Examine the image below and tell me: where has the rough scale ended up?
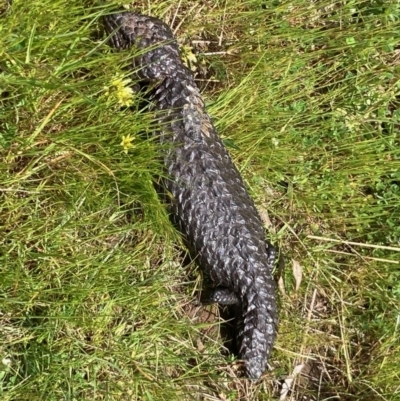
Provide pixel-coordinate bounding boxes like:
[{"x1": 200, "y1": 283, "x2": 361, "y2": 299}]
[{"x1": 104, "y1": 11, "x2": 278, "y2": 379}]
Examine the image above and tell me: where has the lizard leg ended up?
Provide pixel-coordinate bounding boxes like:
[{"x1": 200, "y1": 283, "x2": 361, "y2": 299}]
[{"x1": 208, "y1": 287, "x2": 239, "y2": 305}]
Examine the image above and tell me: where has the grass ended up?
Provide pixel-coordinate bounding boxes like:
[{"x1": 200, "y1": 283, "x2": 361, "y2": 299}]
[{"x1": 1, "y1": 0, "x2": 399, "y2": 400}]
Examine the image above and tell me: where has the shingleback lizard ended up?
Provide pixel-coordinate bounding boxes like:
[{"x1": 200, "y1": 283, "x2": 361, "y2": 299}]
[{"x1": 103, "y1": 11, "x2": 278, "y2": 380}]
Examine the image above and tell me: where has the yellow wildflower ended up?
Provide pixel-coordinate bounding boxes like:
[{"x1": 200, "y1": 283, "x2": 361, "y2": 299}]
[
  {"x1": 120, "y1": 134, "x2": 136, "y2": 154},
  {"x1": 116, "y1": 85, "x2": 134, "y2": 107},
  {"x1": 181, "y1": 45, "x2": 197, "y2": 72},
  {"x1": 106, "y1": 74, "x2": 134, "y2": 107}
]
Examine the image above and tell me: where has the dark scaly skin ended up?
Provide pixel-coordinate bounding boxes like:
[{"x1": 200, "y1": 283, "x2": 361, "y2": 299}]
[{"x1": 104, "y1": 11, "x2": 278, "y2": 380}]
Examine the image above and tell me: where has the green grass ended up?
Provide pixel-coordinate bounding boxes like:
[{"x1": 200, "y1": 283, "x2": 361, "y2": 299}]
[{"x1": 1, "y1": 0, "x2": 400, "y2": 400}]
